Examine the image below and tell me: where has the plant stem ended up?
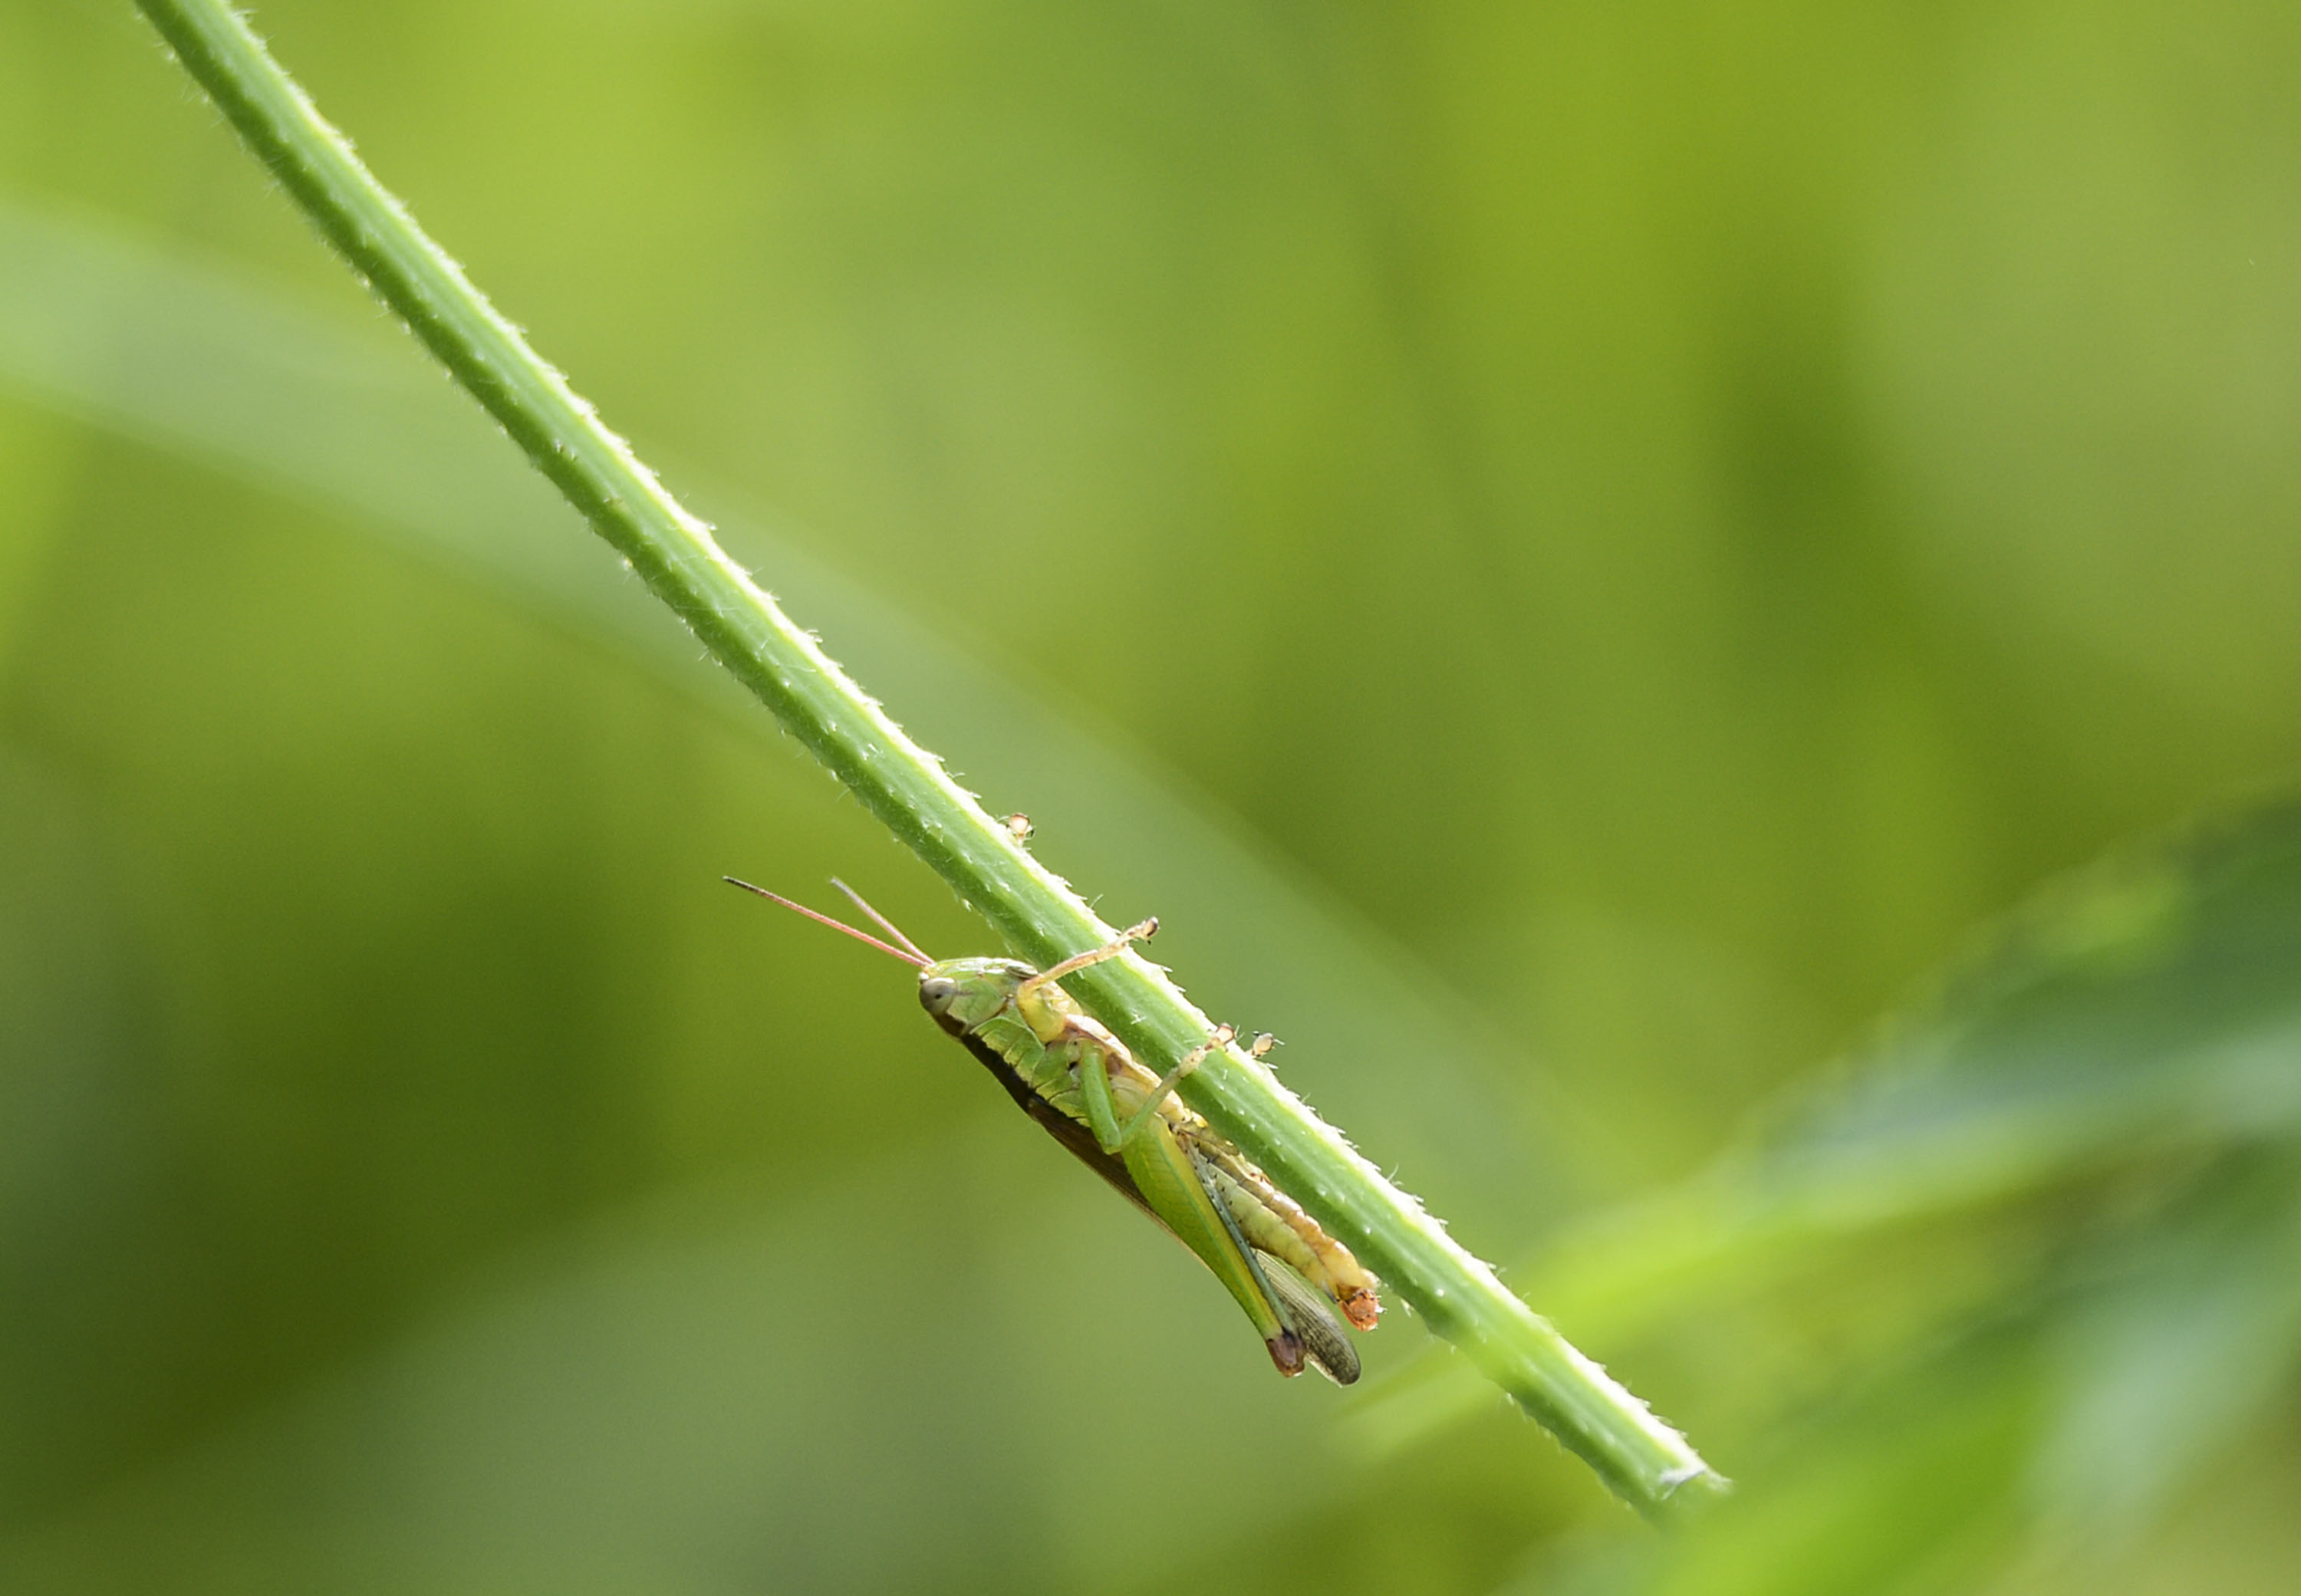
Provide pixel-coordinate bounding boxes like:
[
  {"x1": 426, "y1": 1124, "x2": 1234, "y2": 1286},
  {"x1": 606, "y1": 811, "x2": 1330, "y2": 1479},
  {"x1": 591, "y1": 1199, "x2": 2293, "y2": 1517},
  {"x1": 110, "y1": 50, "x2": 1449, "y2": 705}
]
[{"x1": 132, "y1": 0, "x2": 1725, "y2": 1514}]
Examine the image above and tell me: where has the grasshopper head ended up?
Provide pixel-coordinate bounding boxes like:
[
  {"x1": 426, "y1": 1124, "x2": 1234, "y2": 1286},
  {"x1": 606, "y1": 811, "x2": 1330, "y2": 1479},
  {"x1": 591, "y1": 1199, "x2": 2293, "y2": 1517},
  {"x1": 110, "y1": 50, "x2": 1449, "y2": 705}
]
[{"x1": 918, "y1": 956, "x2": 1032, "y2": 1032}]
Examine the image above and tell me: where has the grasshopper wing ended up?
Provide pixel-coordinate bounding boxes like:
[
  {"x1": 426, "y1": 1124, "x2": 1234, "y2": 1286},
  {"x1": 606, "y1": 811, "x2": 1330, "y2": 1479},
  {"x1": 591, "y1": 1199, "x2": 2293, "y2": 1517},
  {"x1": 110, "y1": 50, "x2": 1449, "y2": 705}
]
[{"x1": 1256, "y1": 1249, "x2": 1361, "y2": 1386}]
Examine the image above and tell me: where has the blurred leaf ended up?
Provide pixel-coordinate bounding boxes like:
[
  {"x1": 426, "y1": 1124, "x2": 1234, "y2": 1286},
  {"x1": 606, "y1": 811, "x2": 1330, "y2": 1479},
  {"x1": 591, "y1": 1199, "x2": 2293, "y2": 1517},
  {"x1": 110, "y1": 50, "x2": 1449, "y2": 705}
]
[
  {"x1": 1522, "y1": 801, "x2": 2301, "y2": 1344},
  {"x1": 1373, "y1": 799, "x2": 2301, "y2": 1590},
  {"x1": 2033, "y1": 1149, "x2": 2301, "y2": 1531}
]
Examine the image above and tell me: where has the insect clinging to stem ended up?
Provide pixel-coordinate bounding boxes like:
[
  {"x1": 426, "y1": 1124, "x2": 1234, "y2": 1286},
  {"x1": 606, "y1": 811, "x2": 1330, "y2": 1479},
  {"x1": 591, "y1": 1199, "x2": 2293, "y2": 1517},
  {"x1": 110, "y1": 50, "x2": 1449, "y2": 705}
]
[{"x1": 724, "y1": 875, "x2": 1381, "y2": 1382}]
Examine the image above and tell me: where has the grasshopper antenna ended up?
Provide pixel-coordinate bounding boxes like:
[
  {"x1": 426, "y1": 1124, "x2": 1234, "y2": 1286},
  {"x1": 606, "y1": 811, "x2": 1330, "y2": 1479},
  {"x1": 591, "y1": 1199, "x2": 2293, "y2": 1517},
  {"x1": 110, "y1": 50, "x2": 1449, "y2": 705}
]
[
  {"x1": 723, "y1": 877, "x2": 930, "y2": 968},
  {"x1": 828, "y1": 877, "x2": 933, "y2": 964}
]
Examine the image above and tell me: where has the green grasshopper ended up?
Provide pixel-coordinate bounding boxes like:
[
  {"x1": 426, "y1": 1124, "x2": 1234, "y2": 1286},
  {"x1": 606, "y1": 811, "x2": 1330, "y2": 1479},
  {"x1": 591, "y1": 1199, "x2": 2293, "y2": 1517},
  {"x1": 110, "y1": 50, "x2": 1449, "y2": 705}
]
[{"x1": 727, "y1": 877, "x2": 1380, "y2": 1382}]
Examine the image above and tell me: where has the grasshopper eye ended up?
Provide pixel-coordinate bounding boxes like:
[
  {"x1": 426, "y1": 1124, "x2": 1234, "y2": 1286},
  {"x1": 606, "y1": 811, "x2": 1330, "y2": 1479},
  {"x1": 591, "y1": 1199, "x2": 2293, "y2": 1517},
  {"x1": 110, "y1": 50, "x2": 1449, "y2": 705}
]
[{"x1": 918, "y1": 975, "x2": 959, "y2": 1014}]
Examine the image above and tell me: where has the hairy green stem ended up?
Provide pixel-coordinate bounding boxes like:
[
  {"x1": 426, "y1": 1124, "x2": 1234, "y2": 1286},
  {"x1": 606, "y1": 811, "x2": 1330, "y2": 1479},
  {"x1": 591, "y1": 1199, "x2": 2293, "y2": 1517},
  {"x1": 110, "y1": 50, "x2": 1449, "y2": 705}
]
[{"x1": 132, "y1": 0, "x2": 1724, "y2": 1513}]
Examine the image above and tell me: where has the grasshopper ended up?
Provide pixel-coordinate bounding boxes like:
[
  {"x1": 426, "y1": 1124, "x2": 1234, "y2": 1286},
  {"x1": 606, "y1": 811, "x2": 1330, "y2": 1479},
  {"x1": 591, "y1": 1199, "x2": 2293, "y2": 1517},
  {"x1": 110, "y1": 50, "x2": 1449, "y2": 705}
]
[{"x1": 727, "y1": 877, "x2": 1380, "y2": 1382}]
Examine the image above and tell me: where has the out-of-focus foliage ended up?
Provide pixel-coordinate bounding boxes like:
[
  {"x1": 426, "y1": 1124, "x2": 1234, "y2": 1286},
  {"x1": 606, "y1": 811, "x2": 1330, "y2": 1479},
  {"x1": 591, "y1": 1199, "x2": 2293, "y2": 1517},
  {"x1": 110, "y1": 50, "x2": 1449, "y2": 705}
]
[
  {"x1": 1374, "y1": 804, "x2": 2301, "y2": 1593},
  {"x1": 0, "y1": 0, "x2": 2297, "y2": 1591}
]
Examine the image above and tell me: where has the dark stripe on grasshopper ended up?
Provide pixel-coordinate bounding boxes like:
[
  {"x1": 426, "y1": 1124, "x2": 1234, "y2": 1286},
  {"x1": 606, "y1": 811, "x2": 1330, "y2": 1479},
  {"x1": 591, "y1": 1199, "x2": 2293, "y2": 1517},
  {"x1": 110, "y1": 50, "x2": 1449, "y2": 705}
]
[{"x1": 933, "y1": 1009, "x2": 1317, "y2": 1380}]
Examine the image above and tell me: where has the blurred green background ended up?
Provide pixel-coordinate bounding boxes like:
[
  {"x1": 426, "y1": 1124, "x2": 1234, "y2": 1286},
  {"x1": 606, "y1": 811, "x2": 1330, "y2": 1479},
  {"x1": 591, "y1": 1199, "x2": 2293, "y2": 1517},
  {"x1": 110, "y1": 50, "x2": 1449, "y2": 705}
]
[{"x1": 2, "y1": 0, "x2": 2299, "y2": 1590}]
